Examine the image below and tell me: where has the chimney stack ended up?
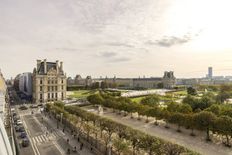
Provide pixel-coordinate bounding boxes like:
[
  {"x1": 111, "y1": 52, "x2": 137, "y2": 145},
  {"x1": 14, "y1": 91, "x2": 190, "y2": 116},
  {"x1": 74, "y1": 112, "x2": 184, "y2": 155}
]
[
  {"x1": 37, "y1": 60, "x2": 41, "y2": 71},
  {"x1": 44, "y1": 59, "x2": 47, "y2": 73},
  {"x1": 56, "y1": 60, "x2": 59, "y2": 73},
  {"x1": 60, "y1": 61, "x2": 63, "y2": 71}
]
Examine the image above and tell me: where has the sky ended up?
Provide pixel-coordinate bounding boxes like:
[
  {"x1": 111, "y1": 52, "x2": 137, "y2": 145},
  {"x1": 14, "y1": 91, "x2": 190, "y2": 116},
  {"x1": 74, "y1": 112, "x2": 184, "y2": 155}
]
[{"x1": 1, "y1": 0, "x2": 232, "y2": 79}]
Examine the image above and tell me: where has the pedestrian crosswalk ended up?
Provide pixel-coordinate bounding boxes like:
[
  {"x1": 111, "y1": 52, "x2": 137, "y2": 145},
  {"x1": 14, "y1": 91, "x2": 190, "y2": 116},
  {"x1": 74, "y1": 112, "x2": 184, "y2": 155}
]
[{"x1": 32, "y1": 131, "x2": 60, "y2": 144}]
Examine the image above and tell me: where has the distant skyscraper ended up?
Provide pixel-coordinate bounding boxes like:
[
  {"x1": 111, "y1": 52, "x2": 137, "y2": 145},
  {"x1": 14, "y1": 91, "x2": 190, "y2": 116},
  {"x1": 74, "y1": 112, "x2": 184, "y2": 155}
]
[{"x1": 208, "y1": 67, "x2": 213, "y2": 79}]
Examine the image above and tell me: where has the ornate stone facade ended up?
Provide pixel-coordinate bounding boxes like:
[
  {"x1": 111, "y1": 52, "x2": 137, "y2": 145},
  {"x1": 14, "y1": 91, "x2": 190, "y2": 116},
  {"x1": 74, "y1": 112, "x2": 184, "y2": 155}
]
[{"x1": 32, "y1": 59, "x2": 66, "y2": 103}]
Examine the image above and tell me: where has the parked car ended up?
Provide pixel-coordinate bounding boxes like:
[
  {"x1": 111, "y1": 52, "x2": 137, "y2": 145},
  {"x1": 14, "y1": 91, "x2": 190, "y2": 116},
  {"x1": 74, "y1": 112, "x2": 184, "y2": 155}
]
[
  {"x1": 20, "y1": 132, "x2": 27, "y2": 138},
  {"x1": 13, "y1": 116, "x2": 20, "y2": 123},
  {"x1": 19, "y1": 105, "x2": 28, "y2": 110},
  {"x1": 22, "y1": 138, "x2": 29, "y2": 147},
  {"x1": 16, "y1": 120, "x2": 23, "y2": 126},
  {"x1": 38, "y1": 103, "x2": 43, "y2": 107},
  {"x1": 15, "y1": 126, "x2": 20, "y2": 132},
  {"x1": 18, "y1": 126, "x2": 25, "y2": 132},
  {"x1": 30, "y1": 105, "x2": 38, "y2": 108},
  {"x1": 12, "y1": 112, "x2": 17, "y2": 117}
]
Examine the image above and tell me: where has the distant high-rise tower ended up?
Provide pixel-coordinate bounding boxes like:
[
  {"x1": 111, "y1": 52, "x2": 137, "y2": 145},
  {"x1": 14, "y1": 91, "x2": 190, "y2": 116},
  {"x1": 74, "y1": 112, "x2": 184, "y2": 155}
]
[{"x1": 208, "y1": 67, "x2": 213, "y2": 79}]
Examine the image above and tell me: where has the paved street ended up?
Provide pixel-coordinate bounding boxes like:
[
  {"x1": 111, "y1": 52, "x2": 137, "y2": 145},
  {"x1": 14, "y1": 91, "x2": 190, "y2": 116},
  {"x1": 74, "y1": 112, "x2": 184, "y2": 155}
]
[
  {"x1": 15, "y1": 105, "x2": 94, "y2": 155},
  {"x1": 84, "y1": 106, "x2": 232, "y2": 155}
]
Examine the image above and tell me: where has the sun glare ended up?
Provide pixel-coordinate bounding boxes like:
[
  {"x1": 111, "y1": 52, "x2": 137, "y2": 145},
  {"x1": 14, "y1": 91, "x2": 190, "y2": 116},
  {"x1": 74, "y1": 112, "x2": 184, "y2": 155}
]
[{"x1": 165, "y1": 0, "x2": 232, "y2": 52}]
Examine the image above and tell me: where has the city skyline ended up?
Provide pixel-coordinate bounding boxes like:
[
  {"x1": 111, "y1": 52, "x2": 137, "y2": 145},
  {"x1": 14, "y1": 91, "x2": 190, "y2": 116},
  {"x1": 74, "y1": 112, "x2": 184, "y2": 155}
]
[{"x1": 1, "y1": 0, "x2": 232, "y2": 79}]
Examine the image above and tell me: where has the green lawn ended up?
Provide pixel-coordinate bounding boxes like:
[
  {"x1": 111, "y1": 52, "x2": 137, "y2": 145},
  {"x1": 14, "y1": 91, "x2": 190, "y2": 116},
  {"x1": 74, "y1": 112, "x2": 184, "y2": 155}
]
[
  {"x1": 130, "y1": 93, "x2": 182, "y2": 103},
  {"x1": 170, "y1": 90, "x2": 187, "y2": 96},
  {"x1": 67, "y1": 90, "x2": 98, "y2": 99},
  {"x1": 131, "y1": 96, "x2": 145, "y2": 103}
]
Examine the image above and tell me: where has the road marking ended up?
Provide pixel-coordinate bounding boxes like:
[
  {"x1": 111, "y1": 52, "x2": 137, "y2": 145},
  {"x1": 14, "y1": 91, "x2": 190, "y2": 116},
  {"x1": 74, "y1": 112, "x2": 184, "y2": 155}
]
[
  {"x1": 52, "y1": 133, "x2": 56, "y2": 138},
  {"x1": 37, "y1": 136, "x2": 42, "y2": 143},
  {"x1": 40, "y1": 135, "x2": 45, "y2": 142},
  {"x1": 32, "y1": 137, "x2": 36, "y2": 144},
  {"x1": 53, "y1": 141, "x2": 65, "y2": 155},
  {"x1": 34, "y1": 137, "x2": 39, "y2": 143},
  {"x1": 43, "y1": 135, "x2": 48, "y2": 141},
  {"x1": 21, "y1": 115, "x2": 40, "y2": 155}
]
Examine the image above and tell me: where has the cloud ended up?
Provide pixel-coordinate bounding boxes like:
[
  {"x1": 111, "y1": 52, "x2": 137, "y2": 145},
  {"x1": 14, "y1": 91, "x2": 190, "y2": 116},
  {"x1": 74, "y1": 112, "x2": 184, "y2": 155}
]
[
  {"x1": 55, "y1": 48, "x2": 79, "y2": 52},
  {"x1": 146, "y1": 34, "x2": 192, "y2": 47},
  {"x1": 99, "y1": 51, "x2": 118, "y2": 58},
  {"x1": 105, "y1": 42, "x2": 134, "y2": 48},
  {"x1": 110, "y1": 57, "x2": 131, "y2": 62},
  {"x1": 97, "y1": 51, "x2": 130, "y2": 62}
]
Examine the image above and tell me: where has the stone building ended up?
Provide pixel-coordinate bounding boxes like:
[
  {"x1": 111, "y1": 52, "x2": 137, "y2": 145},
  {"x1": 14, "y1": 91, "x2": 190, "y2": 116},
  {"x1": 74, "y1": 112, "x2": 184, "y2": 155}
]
[
  {"x1": 32, "y1": 59, "x2": 66, "y2": 103},
  {"x1": 93, "y1": 71, "x2": 176, "y2": 89},
  {"x1": 162, "y1": 71, "x2": 176, "y2": 89},
  {"x1": 67, "y1": 75, "x2": 93, "y2": 87}
]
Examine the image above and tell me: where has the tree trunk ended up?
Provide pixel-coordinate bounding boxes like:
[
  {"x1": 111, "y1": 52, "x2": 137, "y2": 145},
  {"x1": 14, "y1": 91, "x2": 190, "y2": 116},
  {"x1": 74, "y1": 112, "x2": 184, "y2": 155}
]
[
  {"x1": 130, "y1": 113, "x2": 133, "y2": 119},
  {"x1": 190, "y1": 128, "x2": 195, "y2": 136},
  {"x1": 95, "y1": 133, "x2": 98, "y2": 148},
  {"x1": 177, "y1": 125, "x2": 181, "y2": 132},
  {"x1": 206, "y1": 128, "x2": 210, "y2": 141},
  {"x1": 154, "y1": 118, "x2": 158, "y2": 126},
  {"x1": 149, "y1": 148, "x2": 152, "y2": 155},
  {"x1": 226, "y1": 135, "x2": 230, "y2": 147},
  {"x1": 132, "y1": 146, "x2": 136, "y2": 155},
  {"x1": 165, "y1": 122, "x2": 169, "y2": 129},
  {"x1": 146, "y1": 116, "x2": 149, "y2": 123},
  {"x1": 137, "y1": 114, "x2": 141, "y2": 120}
]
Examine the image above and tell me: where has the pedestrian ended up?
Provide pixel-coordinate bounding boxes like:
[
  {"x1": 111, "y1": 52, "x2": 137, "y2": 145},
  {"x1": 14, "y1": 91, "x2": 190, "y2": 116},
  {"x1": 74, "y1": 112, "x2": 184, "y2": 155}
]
[
  {"x1": 73, "y1": 146, "x2": 77, "y2": 152},
  {"x1": 77, "y1": 137, "x2": 79, "y2": 142},
  {"x1": 67, "y1": 148, "x2": 70, "y2": 154},
  {"x1": 63, "y1": 128, "x2": 65, "y2": 132},
  {"x1": 80, "y1": 143, "x2": 83, "y2": 150},
  {"x1": 71, "y1": 130, "x2": 73, "y2": 135},
  {"x1": 67, "y1": 138, "x2": 69, "y2": 144}
]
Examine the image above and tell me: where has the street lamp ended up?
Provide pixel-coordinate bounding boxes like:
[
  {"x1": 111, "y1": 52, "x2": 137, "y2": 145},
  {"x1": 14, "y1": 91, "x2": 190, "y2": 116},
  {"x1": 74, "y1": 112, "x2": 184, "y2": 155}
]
[
  {"x1": 108, "y1": 140, "x2": 112, "y2": 155},
  {"x1": 60, "y1": 113, "x2": 63, "y2": 124},
  {"x1": 56, "y1": 114, "x2": 59, "y2": 129}
]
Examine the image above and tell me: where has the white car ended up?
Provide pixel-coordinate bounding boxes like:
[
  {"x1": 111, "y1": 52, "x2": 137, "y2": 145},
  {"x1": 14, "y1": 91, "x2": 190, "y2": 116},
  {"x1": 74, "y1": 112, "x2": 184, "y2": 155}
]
[{"x1": 16, "y1": 120, "x2": 23, "y2": 125}]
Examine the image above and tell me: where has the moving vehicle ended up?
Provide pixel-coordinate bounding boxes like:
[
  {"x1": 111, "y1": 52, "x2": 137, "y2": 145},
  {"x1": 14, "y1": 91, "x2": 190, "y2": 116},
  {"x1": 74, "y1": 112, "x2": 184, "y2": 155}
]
[
  {"x1": 16, "y1": 120, "x2": 23, "y2": 126},
  {"x1": 30, "y1": 105, "x2": 38, "y2": 108},
  {"x1": 19, "y1": 105, "x2": 28, "y2": 110},
  {"x1": 22, "y1": 138, "x2": 29, "y2": 147},
  {"x1": 20, "y1": 132, "x2": 27, "y2": 138}
]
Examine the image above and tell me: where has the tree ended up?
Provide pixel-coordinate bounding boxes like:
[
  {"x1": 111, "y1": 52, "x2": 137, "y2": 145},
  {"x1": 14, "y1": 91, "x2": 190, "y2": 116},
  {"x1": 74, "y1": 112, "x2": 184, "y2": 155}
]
[
  {"x1": 184, "y1": 114, "x2": 196, "y2": 136},
  {"x1": 187, "y1": 87, "x2": 197, "y2": 95},
  {"x1": 161, "y1": 143, "x2": 185, "y2": 155},
  {"x1": 140, "y1": 135, "x2": 162, "y2": 155},
  {"x1": 87, "y1": 94, "x2": 104, "y2": 105},
  {"x1": 146, "y1": 107, "x2": 161, "y2": 125},
  {"x1": 113, "y1": 137, "x2": 129, "y2": 155},
  {"x1": 140, "y1": 95, "x2": 160, "y2": 107},
  {"x1": 216, "y1": 85, "x2": 232, "y2": 103},
  {"x1": 166, "y1": 102, "x2": 180, "y2": 113},
  {"x1": 215, "y1": 116, "x2": 232, "y2": 147},
  {"x1": 194, "y1": 111, "x2": 216, "y2": 141},
  {"x1": 205, "y1": 104, "x2": 221, "y2": 116},
  {"x1": 157, "y1": 82, "x2": 164, "y2": 89},
  {"x1": 198, "y1": 94, "x2": 215, "y2": 110},
  {"x1": 162, "y1": 109, "x2": 171, "y2": 128},
  {"x1": 169, "y1": 113, "x2": 185, "y2": 132},
  {"x1": 182, "y1": 95, "x2": 199, "y2": 111},
  {"x1": 127, "y1": 129, "x2": 143, "y2": 155},
  {"x1": 178, "y1": 104, "x2": 192, "y2": 114}
]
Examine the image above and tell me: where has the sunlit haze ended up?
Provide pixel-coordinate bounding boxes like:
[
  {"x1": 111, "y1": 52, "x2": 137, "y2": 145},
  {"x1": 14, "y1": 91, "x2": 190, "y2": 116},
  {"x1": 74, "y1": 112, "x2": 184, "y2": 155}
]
[{"x1": 1, "y1": 0, "x2": 232, "y2": 79}]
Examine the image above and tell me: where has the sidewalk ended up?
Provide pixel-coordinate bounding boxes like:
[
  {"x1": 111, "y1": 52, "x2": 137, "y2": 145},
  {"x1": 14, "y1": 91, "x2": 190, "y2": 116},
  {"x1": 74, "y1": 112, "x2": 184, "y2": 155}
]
[
  {"x1": 83, "y1": 106, "x2": 232, "y2": 155},
  {"x1": 42, "y1": 113, "x2": 94, "y2": 155}
]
